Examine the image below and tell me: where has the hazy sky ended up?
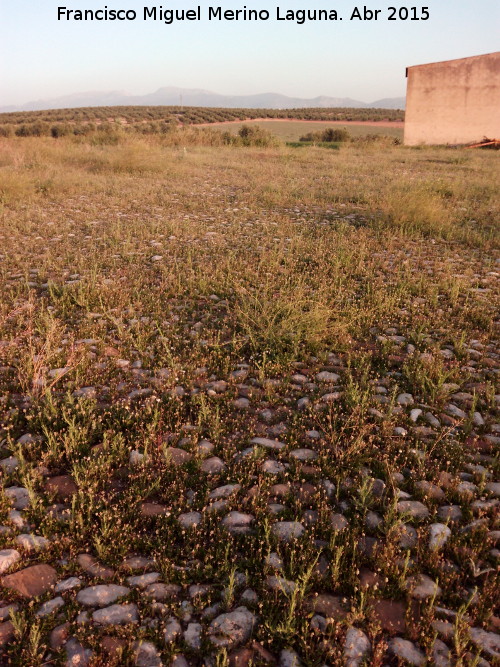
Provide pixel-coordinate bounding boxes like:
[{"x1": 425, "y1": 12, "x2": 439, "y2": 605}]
[{"x1": 1, "y1": 0, "x2": 499, "y2": 106}]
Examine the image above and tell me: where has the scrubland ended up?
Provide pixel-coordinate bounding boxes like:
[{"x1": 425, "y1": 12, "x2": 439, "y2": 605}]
[
  {"x1": 192, "y1": 122, "x2": 403, "y2": 143},
  {"x1": 0, "y1": 129, "x2": 498, "y2": 666},
  {"x1": 0, "y1": 106, "x2": 404, "y2": 139}
]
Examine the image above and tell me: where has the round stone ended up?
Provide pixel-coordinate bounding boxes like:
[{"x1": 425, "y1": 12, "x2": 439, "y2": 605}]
[
  {"x1": 262, "y1": 460, "x2": 286, "y2": 474},
  {"x1": 201, "y1": 457, "x2": 226, "y2": 474},
  {"x1": 209, "y1": 607, "x2": 256, "y2": 649},
  {"x1": 178, "y1": 512, "x2": 202, "y2": 529},
  {"x1": 272, "y1": 521, "x2": 305, "y2": 542},
  {"x1": 290, "y1": 448, "x2": 318, "y2": 461},
  {"x1": 344, "y1": 627, "x2": 371, "y2": 666},
  {"x1": 0, "y1": 550, "x2": 21, "y2": 575},
  {"x1": 389, "y1": 638, "x2": 425, "y2": 666},
  {"x1": 429, "y1": 524, "x2": 452, "y2": 551},
  {"x1": 405, "y1": 574, "x2": 442, "y2": 600},
  {"x1": 92, "y1": 603, "x2": 138, "y2": 625},
  {"x1": 396, "y1": 501, "x2": 429, "y2": 520},
  {"x1": 77, "y1": 585, "x2": 130, "y2": 607}
]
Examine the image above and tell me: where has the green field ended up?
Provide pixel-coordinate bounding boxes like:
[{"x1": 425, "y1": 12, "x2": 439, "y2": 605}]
[{"x1": 202, "y1": 119, "x2": 404, "y2": 142}]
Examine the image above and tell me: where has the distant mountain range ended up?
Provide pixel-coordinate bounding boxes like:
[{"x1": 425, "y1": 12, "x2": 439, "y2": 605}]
[{"x1": 0, "y1": 87, "x2": 405, "y2": 112}]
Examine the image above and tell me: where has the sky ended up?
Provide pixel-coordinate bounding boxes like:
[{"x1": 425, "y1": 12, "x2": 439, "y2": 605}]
[{"x1": 1, "y1": 0, "x2": 499, "y2": 107}]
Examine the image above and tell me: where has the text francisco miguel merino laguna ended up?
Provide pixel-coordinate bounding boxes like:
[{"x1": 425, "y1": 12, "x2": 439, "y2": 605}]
[{"x1": 57, "y1": 5, "x2": 419, "y2": 24}]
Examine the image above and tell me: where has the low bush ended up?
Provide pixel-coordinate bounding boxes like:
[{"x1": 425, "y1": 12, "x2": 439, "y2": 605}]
[
  {"x1": 236, "y1": 124, "x2": 280, "y2": 147},
  {"x1": 300, "y1": 127, "x2": 351, "y2": 143},
  {"x1": 50, "y1": 124, "x2": 71, "y2": 138},
  {"x1": 15, "y1": 122, "x2": 50, "y2": 137}
]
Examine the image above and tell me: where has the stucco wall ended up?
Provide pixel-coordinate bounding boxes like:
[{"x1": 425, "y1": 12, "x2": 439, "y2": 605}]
[{"x1": 404, "y1": 52, "x2": 500, "y2": 146}]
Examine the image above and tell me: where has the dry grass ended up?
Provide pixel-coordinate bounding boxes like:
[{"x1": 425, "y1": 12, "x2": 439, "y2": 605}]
[
  {"x1": 0, "y1": 133, "x2": 498, "y2": 665},
  {"x1": 195, "y1": 120, "x2": 404, "y2": 142}
]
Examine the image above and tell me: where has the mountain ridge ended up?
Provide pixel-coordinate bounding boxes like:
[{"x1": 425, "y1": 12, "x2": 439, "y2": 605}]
[{"x1": 0, "y1": 87, "x2": 406, "y2": 112}]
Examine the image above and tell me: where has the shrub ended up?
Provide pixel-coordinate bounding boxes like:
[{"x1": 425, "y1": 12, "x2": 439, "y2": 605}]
[
  {"x1": 51, "y1": 124, "x2": 70, "y2": 138},
  {"x1": 89, "y1": 130, "x2": 122, "y2": 146},
  {"x1": 15, "y1": 122, "x2": 50, "y2": 137},
  {"x1": 300, "y1": 127, "x2": 351, "y2": 143},
  {"x1": 352, "y1": 133, "x2": 400, "y2": 147},
  {"x1": 322, "y1": 128, "x2": 351, "y2": 142},
  {"x1": 71, "y1": 124, "x2": 94, "y2": 136},
  {"x1": 237, "y1": 125, "x2": 279, "y2": 147}
]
